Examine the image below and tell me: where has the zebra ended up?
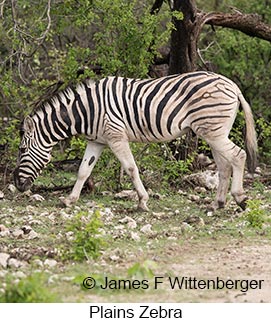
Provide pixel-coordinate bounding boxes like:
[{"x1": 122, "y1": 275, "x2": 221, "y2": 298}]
[{"x1": 14, "y1": 71, "x2": 257, "y2": 211}]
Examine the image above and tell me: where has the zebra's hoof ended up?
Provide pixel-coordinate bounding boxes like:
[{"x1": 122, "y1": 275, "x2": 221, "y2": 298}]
[
  {"x1": 59, "y1": 196, "x2": 76, "y2": 207},
  {"x1": 238, "y1": 197, "x2": 248, "y2": 210},
  {"x1": 137, "y1": 203, "x2": 149, "y2": 212}
]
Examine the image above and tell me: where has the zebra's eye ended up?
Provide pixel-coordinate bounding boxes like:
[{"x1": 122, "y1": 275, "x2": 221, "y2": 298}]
[{"x1": 20, "y1": 141, "x2": 28, "y2": 154}]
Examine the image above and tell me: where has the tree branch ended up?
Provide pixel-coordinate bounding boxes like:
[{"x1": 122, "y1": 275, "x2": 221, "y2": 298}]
[{"x1": 203, "y1": 12, "x2": 271, "y2": 42}]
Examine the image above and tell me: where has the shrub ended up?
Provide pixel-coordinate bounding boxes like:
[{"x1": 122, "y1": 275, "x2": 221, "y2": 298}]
[
  {"x1": 0, "y1": 272, "x2": 57, "y2": 303},
  {"x1": 244, "y1": 199, "x2": 266, "y2": 229},
  {"x1": 63, "y1": 210, "x2": 107, "y2": 261}
]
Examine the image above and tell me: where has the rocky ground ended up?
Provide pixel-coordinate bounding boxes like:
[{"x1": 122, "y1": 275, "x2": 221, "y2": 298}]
[{"x1": 0, "y1": 170, "x2": 270, "y2": 303}]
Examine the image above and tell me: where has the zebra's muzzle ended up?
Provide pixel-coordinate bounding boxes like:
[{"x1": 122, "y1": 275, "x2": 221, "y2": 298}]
[{"x1": 13, "y1": 168, "x2": 33, "y2": 192}]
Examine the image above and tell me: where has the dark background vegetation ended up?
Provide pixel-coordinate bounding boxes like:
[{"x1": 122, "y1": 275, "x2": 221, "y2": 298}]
[{"x1": 0, "y1": 0, "x2": 270, "y2": 191}]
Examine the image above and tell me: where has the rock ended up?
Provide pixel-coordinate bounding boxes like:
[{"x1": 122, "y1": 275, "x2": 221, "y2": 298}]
[
  {"x1": 109, "y1": 255, "x2": 120, "y2": 261},
  {"x1": 32, "y1": 259, "x2": 44, "y2": 267},
  {"x1": 195, "y1": 186, "x2": 207, "y2": 194},
  {"x1": 0, "y1": 224, "x2": 10, "y2": 237},
  {"x1": 184, "y1": 170, "x2": 219, "y2": 190},
  {"x1": 177, "y1": 189, "x2": 188, "y2": 196},
  {"x1": 26, "y1": 205, "x2": 35, "y2": 212},
  {"x1": 12, "y1": 229, "x2": 24, "y2": 239},
  {"x1": 115, "y1": 190, "x2": 137, "y2": 201},
  {"x1": 0, "y1": 253, "x2": 10, "y2": 268},
  {"x1": 180, "y1": 222, "x2": 193, "y2": 233},
  {"x1": 0, "y1": 191, "x2": 4, "y2": 199},
  {"x1": 189, "y1": 194, "x2": 201, "y2": 202},
  {"x1": 8, "y1": 258, "x2": 26, "y2": 269},
  {"x1": 65, "y1": 231, "x2": 74, "y2": 241},
  {"x1": 44, "y1": 259, "x2": 58, "y2": 268},
  {"x1": 255, "y1": 166, "x2": 262, "y2": 175},
  {"x1": 30, "y1": 194, "x2": 45, "y2": 202},
  {"x1": 140, "y1": 224, "x2": 153, "y2": 234},
  {"x1": 119, "y1": 216, "x2": 137, "y2": 229},
  {"x1": 13, "y1": 271, "x2": 26, "y2": 279},
  {"x1": 8, "y1": 184, "x2": 17, "y2": 193},
  {"x1": 0, "y1": 270, "x2": 8, "y2": 278},
  {"x1": 21, "y1": 225, "x2": 32, "y2": 234},
  {"x1": 130, "y1": 232, "x2": 140, "y2": 241},
  {"x1": 207, "y1": 211, "x2": 214, "y2": 217},
  {"x1": 27, "y1": 230, "x2": 39, "y2": 240},
  {"x1": 100, "y1": 207, "x2": 114, "y2": 222},
  {"x1": 184, "y1": 215, "x2": 205, "y2": 227}
]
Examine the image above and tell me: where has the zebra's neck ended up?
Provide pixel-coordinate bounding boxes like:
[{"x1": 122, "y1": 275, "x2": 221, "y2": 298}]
[{"x1": 32, "y1": 82, "x2": 95, "y2": 146}]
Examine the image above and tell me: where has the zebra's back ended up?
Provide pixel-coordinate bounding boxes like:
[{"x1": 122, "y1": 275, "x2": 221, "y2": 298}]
[{"x1": 93, "y1": 71, "x2": 240, "y2": 144}]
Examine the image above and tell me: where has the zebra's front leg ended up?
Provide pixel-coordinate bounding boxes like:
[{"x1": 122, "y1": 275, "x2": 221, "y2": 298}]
[
  {"x1": 109, "y1": 140, "x2": 149, "y2": 211},
  {"x1": 61, "y1": 141, "x2": 104, "y2": 207}
]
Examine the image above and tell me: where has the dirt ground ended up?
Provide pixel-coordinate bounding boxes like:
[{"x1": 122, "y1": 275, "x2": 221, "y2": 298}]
[{"x1": 160, "y1": 238, "x2": 271, "y2": 303}]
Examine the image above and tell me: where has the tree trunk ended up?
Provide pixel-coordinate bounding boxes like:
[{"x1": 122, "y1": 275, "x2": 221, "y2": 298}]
[
  {"x1": 168, "y1": 0, "x2": 199, "y2": 74},
  {"x1": 165, "y1": 0, "x2": 271, "y2": 75}
]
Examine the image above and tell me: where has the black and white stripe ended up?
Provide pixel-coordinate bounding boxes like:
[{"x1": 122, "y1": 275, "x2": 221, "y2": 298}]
[{"x1": 14, "y1": 71, "x2": 257, "y2": 211}]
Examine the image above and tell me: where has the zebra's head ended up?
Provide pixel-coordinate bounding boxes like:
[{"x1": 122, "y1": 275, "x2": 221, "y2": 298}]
[{"x1": 14, "y1": 116, "x2": 53, "y2": 192}]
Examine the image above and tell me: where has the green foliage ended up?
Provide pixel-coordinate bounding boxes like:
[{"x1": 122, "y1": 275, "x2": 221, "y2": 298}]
[
  {"x1": 244, "y1": 199, "x2": 266, "y2": 229},
  {"x1": 199, "y1": 0, "x2": 271, "y2": 164},
  {"x1": 1, "y1": 0, "x2": 270, "y2": 187},
  {"x1": 63, "y1": 210, "x2": 106, "y2": 261},
  {"x1": 66, "y1": 136, "x2": 87, "y2": 159},
  {"x1": 0, "y1": 118, "x2": 21, "y2": 157},
  {"x1": 92, "y1": 0, "x2": 172, "y2": 77},
  {"x1": 256, "y1": 117, "x2": 271, "y2": 161},
  {"x1": 127, "y1": 260, "x2": 157, "y2": 280},
  {"x1": 0, "y1": 272, "x2": 57, "y2": 303}
]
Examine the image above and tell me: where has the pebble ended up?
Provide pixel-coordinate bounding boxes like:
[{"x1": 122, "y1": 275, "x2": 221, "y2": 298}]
[
  {"x1": 130, "y1": 232, "x2": 140, "y2": 241},
  {"x1": 12, "y1": 229, "x2": 24, "y2": 239},
  {"x1": 44, "y1": 259, "x2": 58, "y2": 268},
  {"x1": 189, "y1": 194, "x2": 201, "y2": 202},
  {"x1": 8, "y1": 184, "x2": 17, "y2": 193},
  {"x1": 32, "y1": 259, "x2": 44, "y2": 267},
  {"x1": 0, "y1": 270, "x2": 8, "y2": 278},
  {"x1": 8, "y1": 258, "x2": 26, "y2": 269},
  {"x1": 195, "y1": 186, "x2": 207, "y2": 194},
  {"x1": 115, "y1": 190, "x2": 137, "y2": 200},
  {"x1": 13, "y1": 271, "x2": 26, "y2": 279},
  {"x1": 27, "y1": 230, "x2": 39, "y2": 240},
  {"x1": 0, "y1": 224, "x2": 10, "y2": 237},
  {"x1": 140, "y1": 224, "x2": 153, "y2": 234},
  {"x1": 30, "y1": 194, "x2": 45, "y2": 202},
  {"x1": 180, "y1": 222, "x2": 193, "y2": 233},
  {"x1": 21, "y1": 225, "x2": 32, "y2": 234},
  {"x1": 0, "y1": 253, "x2": 10, "y2": 268},
  {"x1": 119, "y1": 216, "x2": 137, "y2": 229}
]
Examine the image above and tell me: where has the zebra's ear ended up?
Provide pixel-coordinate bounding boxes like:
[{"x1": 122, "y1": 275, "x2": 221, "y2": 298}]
[{"x1": 23, "y1": 116, "x2": 35, "y2": 135}]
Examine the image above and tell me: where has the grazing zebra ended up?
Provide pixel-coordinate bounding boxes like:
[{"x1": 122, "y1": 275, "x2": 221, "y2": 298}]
[{"x1": 14, "y1": 71, "x2": 257, "y2": 211}]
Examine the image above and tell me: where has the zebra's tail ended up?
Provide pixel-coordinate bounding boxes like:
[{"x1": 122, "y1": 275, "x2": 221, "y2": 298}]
[{"x1": 238, "y1": 92, "x2": 258, "y2": 174}]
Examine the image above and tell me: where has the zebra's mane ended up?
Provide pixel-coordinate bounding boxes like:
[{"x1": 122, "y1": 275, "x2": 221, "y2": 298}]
[{"x1": 30, "y1": 78, "x2": 96, "y2": 116}]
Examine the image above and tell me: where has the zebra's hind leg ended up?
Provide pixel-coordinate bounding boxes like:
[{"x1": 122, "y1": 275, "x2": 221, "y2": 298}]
[
  {"x1": 207, "y1": 137, "x2": 248, "y2": 210},
  {"x1": 108, "y1": 140, "x2": 149, "y2": 211},
  {"x1": 61, "y1": 141, "x2": 104, "y2": 207},
  {"x1": 208, "y1": 150, "x2": 232, "y2": 211}
]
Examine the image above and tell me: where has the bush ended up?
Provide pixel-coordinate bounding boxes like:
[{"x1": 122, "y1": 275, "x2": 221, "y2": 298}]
[
  {"x1": 0, "y1": 272, "x2": 57, "y2": 303},
  {"x1": 244, "y1": 199, "x2": 266, "y2": 229},
  {"x1": 63, "y1": 210, "x2": 107, "y2": 261}
]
